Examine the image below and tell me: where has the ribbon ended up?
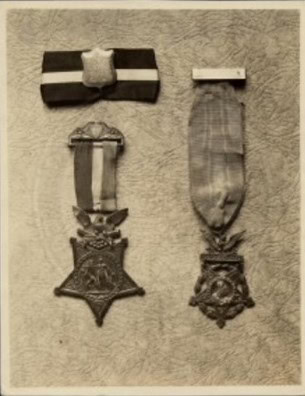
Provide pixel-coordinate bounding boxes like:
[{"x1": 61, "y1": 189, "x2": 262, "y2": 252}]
[
  {"x1": 41, "y1": 48, "x2": 160, "y2": 106},
  {"x1": 188, "y1": 82, "x2": 245, "y2": 233},
  {"x1": 74, "y1": 140, "x2": 118, "y2": 213},
  {"x1": 74, "y1": 141, "x2": 93, "y2": 211}
]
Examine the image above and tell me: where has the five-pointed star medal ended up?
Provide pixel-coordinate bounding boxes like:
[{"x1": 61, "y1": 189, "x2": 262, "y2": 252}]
[{"x1": 55, "y1": 237, "x2": 144, "y2": 326}]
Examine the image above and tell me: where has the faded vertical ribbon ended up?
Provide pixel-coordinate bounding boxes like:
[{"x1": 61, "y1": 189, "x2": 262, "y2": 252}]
[
  {"x1": 189, "y1": 82, "x2": 245, "y2": 233},
  {"x1": 74, "y1": 141, "x2": 118, "y2": 213},
  {"x1": 100, "y1": 141, "x2": 118, "y2": 213},
  {"x1": 74, "y1": 141, "x2": 93, "y2": 211}
]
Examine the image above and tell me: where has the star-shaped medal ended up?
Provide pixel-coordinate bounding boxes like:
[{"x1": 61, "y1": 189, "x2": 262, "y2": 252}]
[
  {"x1": 54, "y1": 209, "x2": 145, "y2": 326},
  {"x1": 81, "y1": 48, "x2": 117, "y2": 89}
]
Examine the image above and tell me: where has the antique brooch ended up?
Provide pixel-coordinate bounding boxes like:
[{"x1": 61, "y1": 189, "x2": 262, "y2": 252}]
[{"x1": 54, "y1": 122, "x2": 145, "y2": 326}]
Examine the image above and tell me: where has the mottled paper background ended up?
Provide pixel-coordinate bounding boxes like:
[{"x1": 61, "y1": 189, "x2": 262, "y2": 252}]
[{"x1": 7, "y1": 9, "x2": 300, "y2": 387}]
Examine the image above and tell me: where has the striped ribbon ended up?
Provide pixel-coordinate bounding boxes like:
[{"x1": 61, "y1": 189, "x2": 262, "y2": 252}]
[
  {"x1": 41, "y1": 49, "x2": 160, "y2": 106},
  {"x1": 188, "y1": 83, "x2": 245, "y2": 232},
  {"x1": 74, "y1": 141, "x2": 118, "y2": 213}
]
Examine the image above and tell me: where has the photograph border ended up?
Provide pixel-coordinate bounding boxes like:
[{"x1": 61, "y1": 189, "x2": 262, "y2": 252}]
[{"x1": 0, "y1": 1, "x2": 304, "y2": 395}]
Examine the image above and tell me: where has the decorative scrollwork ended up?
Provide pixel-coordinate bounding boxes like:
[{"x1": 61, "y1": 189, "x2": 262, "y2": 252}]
[{"x1": 68, "y1": 121, "x2": 124, "y2": 149}]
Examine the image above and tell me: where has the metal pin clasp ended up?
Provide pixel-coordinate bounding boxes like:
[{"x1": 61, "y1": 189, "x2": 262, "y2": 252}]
[
  {"x1": 68, "y1": 121, "x2": 124, "y2": 151},
  {"x1": 192, "y1": 68, "x2": 246, "y2": 81}
]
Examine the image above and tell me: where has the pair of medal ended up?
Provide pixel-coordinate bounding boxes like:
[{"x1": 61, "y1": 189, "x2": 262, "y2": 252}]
[{"x1": 42, "y1": 48, "x2": 254, "y2": 328}]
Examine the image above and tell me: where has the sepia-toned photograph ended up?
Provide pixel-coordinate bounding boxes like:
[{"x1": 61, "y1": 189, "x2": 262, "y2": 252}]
[{"x1": 0, "y1": 1, "x2": 303, "y2": 395}]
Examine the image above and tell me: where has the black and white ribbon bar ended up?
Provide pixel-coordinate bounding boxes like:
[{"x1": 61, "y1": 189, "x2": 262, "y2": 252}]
[{"x1": 41, "y1": 48, "x2": 160, "y2": 106}]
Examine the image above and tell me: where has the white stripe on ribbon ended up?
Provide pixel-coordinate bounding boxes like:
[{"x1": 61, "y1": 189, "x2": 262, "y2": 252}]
[
  {"x1": 92, "y1": 147, "x2": 104, "y2": 211},
  {"x1": 42, "y1": 69, "x2": 159, "y2": 84}
]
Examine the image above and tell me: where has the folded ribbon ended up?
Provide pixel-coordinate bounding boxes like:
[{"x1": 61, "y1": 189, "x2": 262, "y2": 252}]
[
  {"x1": 41, "y1": 48, "x2": 160, "y2": 106},
  {"x1": 189, "y1": 82, "x2": 245, "y2": 232}
]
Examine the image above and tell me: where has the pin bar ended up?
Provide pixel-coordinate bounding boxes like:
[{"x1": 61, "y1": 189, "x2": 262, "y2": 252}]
[
  {"x1": 67, "y1": 122, "x2": 125, "y2": 151},
  {"x1": 192, "y1": 68, "x2": 246, "y2": 81},
  {"x1": 68, "y1": 137, "x2": 124, "y2": 150}
]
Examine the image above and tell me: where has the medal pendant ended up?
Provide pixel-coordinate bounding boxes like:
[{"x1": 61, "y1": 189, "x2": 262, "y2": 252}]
[
  {"x1": 55, "y1": 209, "x2": 145, "y2": 326},
  {"x1": 189, "y1": 231, "x2": 254, "y2": 328}
]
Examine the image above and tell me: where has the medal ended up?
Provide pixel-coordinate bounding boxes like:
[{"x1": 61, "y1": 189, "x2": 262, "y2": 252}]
[
  {"x1": 54, "y1": 122, "x2": 145, "y2": 326},
  {"x1": 188, "y1": 72, "x2": 254, "y2": 328}
]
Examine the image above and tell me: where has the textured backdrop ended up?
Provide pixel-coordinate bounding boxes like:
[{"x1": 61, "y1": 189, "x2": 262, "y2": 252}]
[{"x1": 6, "y1": 8, "x2": 300, "y2": 387}]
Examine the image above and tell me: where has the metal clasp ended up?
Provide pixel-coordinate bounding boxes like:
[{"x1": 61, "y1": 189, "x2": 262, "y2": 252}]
[
  {"x1": 192, "y1": 68, "x2": 246, "y2": 81},
  {"x1": 68, "y1": 121, "x2": 124, "y2": 151}
]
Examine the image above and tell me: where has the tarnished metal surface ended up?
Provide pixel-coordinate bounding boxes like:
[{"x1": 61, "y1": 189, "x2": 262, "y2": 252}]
[
  {"x1": 190, "y1": 231, "x2": 254, "y2": 328},
  {"x1": 55, "y1": 208, "x2": 145, "y2": 326}
]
